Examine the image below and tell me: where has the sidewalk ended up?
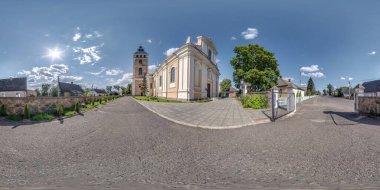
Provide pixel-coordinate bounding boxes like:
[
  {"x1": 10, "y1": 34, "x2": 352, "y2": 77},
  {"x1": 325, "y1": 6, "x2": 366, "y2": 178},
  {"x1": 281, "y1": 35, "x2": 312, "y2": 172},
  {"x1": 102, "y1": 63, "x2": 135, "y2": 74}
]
[{"x1": 135, "y1": 98, "x2": 271, "y2": 129}]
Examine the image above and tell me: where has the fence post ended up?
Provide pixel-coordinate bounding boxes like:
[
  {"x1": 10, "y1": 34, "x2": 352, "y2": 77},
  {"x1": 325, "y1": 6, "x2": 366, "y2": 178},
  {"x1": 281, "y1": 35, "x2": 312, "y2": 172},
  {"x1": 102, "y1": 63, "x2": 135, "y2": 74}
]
[{"x1": 272, "y1": 88, "x2": 279, "y2": 121}]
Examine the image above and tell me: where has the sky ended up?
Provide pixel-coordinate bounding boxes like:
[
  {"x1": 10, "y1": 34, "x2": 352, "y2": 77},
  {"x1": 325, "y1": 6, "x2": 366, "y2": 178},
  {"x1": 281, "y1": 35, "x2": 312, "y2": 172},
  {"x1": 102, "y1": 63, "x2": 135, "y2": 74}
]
[{"x1": 0, "y1": 0, "x2": 379, "y2": 91}]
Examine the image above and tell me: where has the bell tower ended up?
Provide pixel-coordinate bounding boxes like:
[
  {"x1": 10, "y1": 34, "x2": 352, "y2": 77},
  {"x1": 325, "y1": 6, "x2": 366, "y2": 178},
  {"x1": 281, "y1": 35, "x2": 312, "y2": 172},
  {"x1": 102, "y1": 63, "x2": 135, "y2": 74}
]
[{"x1": 132, "y1": 46, "x2": 148, "y2": 96}]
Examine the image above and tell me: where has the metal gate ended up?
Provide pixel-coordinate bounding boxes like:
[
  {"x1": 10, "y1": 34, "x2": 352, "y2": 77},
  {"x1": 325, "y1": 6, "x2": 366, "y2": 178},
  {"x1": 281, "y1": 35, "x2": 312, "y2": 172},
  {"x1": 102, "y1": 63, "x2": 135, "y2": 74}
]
[{"x1": 271, "y1": 90, "x2": 296, "y2": 121}]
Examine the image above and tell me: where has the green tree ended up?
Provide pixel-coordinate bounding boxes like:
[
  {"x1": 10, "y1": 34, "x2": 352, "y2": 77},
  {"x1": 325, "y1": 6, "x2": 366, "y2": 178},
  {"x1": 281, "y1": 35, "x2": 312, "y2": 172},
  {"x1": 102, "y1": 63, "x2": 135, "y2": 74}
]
[
  {"x1": 323, "y1": 89, "x2": 327, "y2": 96},
  {"x1": 120, "y1": 86, "x2": 126, "y2": 95},
  {"x1": 49, "y1": 86, "x2": 58, "y2": 97},
  {"x1": 230, "y1": 44, "x2": 280, "y2": 91},
  {"x1": 327, "y1": 83, "x2": 334, "y2": 96},
  {"x1": 41, "y1": 84, "x2": 51, "y2": 96},
  {"x1": 0, "y1": 104, "x2": 7, "y2": 116},
  {"x1": 24, "y1": 104, "x2": 30, "y2": 119},
  {"x1": 106, "y1": 86, "x2": 112, "y2": 95},
  {"x1": 306, "y1": 77, "x2": 316, "y2": 96},
  {"x1": 140, "y1": 74, "x2": 148, "y2": 96},
  {"x1": 113, "y1": 85, "x2": 121, "y2": 94},
  {"x1": 220, "y1": 79, "x2": 232, "y2": 95},
  {"x1": 35, "y1": 88, "x2": 41, "y2": 96},
  {"x1": 126, "y1": 83, "x2": 132, "y2": 95}
]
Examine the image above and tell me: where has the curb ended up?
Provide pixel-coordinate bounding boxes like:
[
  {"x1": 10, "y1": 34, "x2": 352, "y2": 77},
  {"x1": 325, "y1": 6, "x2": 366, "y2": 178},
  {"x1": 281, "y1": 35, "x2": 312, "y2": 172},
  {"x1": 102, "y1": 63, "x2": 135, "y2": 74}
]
[{"x1": 134, "y1": 99, "x2": 272, "y2": 130}]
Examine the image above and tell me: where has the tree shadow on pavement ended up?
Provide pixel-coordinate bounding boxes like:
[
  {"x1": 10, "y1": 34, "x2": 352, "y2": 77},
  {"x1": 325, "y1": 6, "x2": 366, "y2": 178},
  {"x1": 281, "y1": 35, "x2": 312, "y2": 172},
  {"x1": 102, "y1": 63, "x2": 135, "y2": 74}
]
[{"x1": 324, "y1": 111, "x2": 380, "y2": 126}]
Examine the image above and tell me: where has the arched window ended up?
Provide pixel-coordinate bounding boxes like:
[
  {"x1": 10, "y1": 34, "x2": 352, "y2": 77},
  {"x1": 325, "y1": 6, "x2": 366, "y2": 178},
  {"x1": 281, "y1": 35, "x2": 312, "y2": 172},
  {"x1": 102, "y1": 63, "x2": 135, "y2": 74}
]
[
  {"x1": 170, "y1": 67, "x2": 175, "y2": 83},
  {"x1": 138, "y1": 68, "x2": 142, "y2": 75},
  {"x1": 143, "y1": 55, "x2": 146, "y2": 58},
  {"x1": 139, "y1": 59, "x2": 142, "y2": 64}
]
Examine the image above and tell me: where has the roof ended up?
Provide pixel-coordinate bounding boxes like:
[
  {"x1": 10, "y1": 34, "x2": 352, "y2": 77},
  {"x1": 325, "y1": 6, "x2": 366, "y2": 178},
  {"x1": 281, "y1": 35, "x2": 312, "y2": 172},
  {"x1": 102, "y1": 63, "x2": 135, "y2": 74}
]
[
  {"x1": 0, "y1": 77, "x2": 27, "y2": 91},
  {"x1": 134, "y1": 46, "x2": 148, "y2": 55},
  {"x1": 59, "y1": 82, "x2": 84, "y2": 94},
  {"x1": 360, "y1": 79, "x2": 380, "y2": 93},
  {"x1": 229, "y1": 86, "x2": 237, "y2": 92},
  {"x1": 277, "y1": 78, "x2": 303, "y2": 90},
  {"x1": 94, "y1": 88, "x2": 106, "y2": 94}
]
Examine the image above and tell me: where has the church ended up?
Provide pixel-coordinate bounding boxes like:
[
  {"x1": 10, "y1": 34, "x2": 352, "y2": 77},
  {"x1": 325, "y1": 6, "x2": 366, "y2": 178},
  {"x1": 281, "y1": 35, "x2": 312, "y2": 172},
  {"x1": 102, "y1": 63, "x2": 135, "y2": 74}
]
[{"x1": 132, "y1": 36, "x2": 220, "y2": 100}]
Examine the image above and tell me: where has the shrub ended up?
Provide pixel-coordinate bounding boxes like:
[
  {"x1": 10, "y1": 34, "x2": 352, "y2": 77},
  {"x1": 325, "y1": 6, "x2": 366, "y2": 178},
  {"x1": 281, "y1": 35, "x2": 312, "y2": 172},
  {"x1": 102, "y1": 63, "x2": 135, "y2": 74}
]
[
  {"x1": 241, "y1": 94, "x2": 268, "y2": 109},
  {"x1": 56, "y1": 104, "x2": 64, "y2": 116},
  {"x1": 64, "y1": 110, "x2": 76, "y2": 117},
  {"x1": 75, "y1": 102, "x2": 80, "y2": 113},
  {"x1": 32, "y1": 113, "x2": 55, "y2": 121},
  {"x1": 6, "y1": 115, "x2": 22, "y2": 122},
  {"x1": 24, "y1": 104, "x2": 30, "y2": 119},
  {"x1": 0, "y1": 104, "x2": 7, "y2": 116}
]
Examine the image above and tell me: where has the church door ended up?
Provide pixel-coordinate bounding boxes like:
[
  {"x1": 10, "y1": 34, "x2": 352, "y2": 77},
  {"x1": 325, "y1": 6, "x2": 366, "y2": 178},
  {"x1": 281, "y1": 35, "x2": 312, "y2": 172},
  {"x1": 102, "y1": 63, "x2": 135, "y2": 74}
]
[{"x1": 207, "y1": 83, "x2": 211, "y2": 98}]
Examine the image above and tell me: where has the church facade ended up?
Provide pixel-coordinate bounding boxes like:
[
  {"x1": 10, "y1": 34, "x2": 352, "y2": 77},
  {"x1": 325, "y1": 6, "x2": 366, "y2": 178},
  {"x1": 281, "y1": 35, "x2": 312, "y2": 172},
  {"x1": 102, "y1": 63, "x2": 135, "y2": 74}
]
[{"x1": 132, "y1": 36, "x2": 220, "y2": 100}]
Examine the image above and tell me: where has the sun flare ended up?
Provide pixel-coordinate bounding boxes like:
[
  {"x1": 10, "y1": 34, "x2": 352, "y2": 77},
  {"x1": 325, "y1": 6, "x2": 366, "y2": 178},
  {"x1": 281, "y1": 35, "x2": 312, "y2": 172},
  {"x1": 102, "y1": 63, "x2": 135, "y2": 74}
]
[{"x1": 46, "y1": 48, "x2": 63, "y2": 61}]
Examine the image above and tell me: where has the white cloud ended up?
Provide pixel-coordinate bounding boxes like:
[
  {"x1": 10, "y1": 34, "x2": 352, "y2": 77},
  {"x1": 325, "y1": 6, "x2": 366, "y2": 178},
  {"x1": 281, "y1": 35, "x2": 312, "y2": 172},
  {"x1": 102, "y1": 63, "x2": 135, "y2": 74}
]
[
  {"x1": 60, "y1": 75, "x2": 83, "y2": 82},
  {"x1": 73, "y1": 44, "x2": 103, "y2": 65},
  {"x1": 147, "y1": 39, "x2": 152, "y2": 43},
  {"x1": 148, "y1": 65, "x2": 158, "y2": 74},
  {"x1": 16, "y1": 64, "x2": 84, "y2": 88},
  {"x1": 164, "y1": 48, "x2": 178, "y2": 57},
  {"x1": 282, "y1": 77, "x2": 294, "y2": 82},
  {"x1": 87, "y1": 67, "x2": 106, "y2": 76},
  {"x1": 341, "y1": 77, "x2": 353, "y2": 81},
  {"x1": 115, "y1": 73, "x2": 133, "y2": 85},
  {"x1": 231, "y1": 36, "x2": 237, "y2": 40},
  {"x1": 72, "y1": 33, "x2": 81, "y2": 41},
  {"x1": 301, "y1": 72, "x2": 324, "y2": 78},
  {"x1": 241, "y1": 28, "x2": 258, "y2": 40},
  {"x1": 105, "y1": 68, "x2": 123, "y2": 76},
  {"x1": 300, "y1": 65, "x2": 319, "y2": 72},
  {"x1": 368, "y1": 51, "x2": 376, "y2": 55}
]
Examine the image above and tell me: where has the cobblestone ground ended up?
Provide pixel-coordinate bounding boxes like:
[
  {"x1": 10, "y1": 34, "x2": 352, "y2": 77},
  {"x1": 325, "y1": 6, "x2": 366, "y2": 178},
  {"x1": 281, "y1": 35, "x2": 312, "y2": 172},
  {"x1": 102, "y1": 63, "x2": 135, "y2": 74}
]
[
  {"x1": 137, "y1": 98, "x2": 270, "y2": 128},
  {"x1": 0, "y1": 96, "x2": 379, "y2": 189}
]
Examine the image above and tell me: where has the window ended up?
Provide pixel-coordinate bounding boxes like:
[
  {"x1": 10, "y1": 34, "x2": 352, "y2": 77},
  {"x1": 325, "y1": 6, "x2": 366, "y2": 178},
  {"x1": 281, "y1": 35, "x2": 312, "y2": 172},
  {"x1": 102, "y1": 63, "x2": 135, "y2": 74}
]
[
  {"x1": 208, "y1": 49, "x2": 212, "y2": 60},
  {"x1": 159, "y1": 76, "x2": 162, "y2": 87},
  {"x1": 143, "y1": 55, "x2": 146, "y2": 58},
  {"x1": 139, "y1": 59, "x2": 142, "y2": 64},
  {"x1": 170, "y1": 67, "x2": 175, "y2": 83},
  {"x1": 16, "y1": 93, "x2": 20, "y2": 97},
  {"x1": 138, "y1": 68, "x2": 142, "y2": 75}
]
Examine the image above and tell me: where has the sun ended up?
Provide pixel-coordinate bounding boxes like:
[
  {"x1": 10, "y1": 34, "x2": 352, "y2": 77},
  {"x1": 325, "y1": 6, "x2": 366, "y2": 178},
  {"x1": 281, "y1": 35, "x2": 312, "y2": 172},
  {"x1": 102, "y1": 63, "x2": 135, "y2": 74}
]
[{"x1": 46, "y1": 48, "x2": 63, "y2": 61}]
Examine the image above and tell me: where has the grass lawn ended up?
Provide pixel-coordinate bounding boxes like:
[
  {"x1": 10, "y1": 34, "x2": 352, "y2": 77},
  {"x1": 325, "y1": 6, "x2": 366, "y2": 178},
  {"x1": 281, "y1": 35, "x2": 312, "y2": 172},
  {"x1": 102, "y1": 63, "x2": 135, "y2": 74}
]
[
  {"x1": 133, "y1": 96, "x2": 211, "y2": 103},
  {"x1": 31, "y1": 113, "x2": 55, "y2": 121}
]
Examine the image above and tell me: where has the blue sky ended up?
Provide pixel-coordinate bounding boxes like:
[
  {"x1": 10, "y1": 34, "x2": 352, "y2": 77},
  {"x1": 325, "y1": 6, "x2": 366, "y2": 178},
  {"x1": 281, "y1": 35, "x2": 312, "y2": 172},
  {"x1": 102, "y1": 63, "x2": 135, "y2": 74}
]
[{"x1": 0, "y1": 0, "x2": 379, "y2": 90}]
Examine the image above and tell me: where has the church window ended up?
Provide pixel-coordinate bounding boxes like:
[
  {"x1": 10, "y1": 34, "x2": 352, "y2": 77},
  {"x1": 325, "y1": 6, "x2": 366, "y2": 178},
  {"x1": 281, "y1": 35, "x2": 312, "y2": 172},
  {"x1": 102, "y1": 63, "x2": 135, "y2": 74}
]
[
  {"x1": 170, "y1": 67, "x2": 175, "y2": 83},
  {"x1": 138, "y1": 68, "x2": 142, "y2": 75},
  {"x1": 159, "y1": 76, "x2": 162, "y2": 87},
  {"x1": 208, "y1": 49, "x2": 212, "y2": 60},
  {"x1": 139, "y1": 59, "x2": 142, "y2": 64},
  {"x1": 143, "y1": 55, "x2": 146, "y2": 58}
]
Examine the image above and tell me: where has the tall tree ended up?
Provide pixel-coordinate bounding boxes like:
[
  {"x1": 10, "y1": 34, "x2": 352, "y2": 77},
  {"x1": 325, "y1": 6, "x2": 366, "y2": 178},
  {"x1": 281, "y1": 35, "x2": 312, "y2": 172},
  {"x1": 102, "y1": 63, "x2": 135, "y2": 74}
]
[
  {"x1": 113, "y1": 85, "x2": 121, "y2": 93},
  {"x1": 35, "y1": 88, "x2": 41, "y2": 96},
  {"x1": 41, "y1": 84, "x2": 51, "y2": 96},
  {"x1": 327, "y1": 83, "x2": 334, "y2": 96},
  {"x1": 230, "y1": 44, "x2": 280, "y2": 91},
  {"x1": 49, "y1": 86, "x2": 58, "y2": 97},
  {"x1": 120, "y1": 86, "x2": 126, "y2": 95},
  {"x1": 106, "y1": 86, "x2": 112, "y2": 95},
  {"x1": 126, "y1": 83, "x2": 132, "y2": 95},
  {"x1": 140, "y1": 74, "x2": 148, "y2": 96},
  {"x1": 220, "y1": 79, "x2": 232, "y2": 94},
  {"x1": 306, "y1": 77, "x2": 316, "y2": 96}
]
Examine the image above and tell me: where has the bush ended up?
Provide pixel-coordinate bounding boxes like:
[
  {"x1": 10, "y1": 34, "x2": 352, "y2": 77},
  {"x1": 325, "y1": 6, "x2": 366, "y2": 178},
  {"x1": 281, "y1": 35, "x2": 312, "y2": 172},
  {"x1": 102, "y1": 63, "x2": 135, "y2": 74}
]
[
  {"x1": 24, "y1": 104, "x2": 30, "y2": 119},
  {"x1": 56, "y1": 104, "x2": 64, "y2": 116},
  {"x1": 6, "y1": 115, "x2": 22, "y2": 122},
  {"x1": 64, "y1": 110, "x2": 76, "y2": 117},
  {"x1": 0, "y1": 104, "x2": 7, "y2": 116},
  {"x1": 32, "y1": 113, "x2": 55, "y2": 121},
  {"x1": 241, "y1": 94, "x2": 268, "y2": 109},
  {"x1": 75, "y1": 102, "x2": 80, "y2": 113}
]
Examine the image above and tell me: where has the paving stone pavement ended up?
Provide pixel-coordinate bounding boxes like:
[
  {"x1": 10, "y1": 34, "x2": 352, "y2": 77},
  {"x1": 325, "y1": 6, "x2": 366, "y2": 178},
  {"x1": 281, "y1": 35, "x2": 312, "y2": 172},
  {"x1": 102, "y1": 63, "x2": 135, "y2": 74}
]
[{"x1": 136, "y1": 98, "x2": 271, "y2": 129}]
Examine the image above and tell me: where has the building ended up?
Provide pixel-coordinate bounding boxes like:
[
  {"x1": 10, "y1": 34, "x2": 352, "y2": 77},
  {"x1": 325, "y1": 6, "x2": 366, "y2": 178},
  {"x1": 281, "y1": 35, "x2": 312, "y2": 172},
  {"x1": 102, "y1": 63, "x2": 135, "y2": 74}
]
[
  {"x1": 132, "y1": 36, "x2": 220, "y2": 100},
  {"x1": 0, "y1": 77, "x2": 27, "y2": 97},
  {"x1": 91, "y1": 88, "x2": 107, "y2": 96},
  {"x1": 276, "y1": 78, "x2": 305, "y2": 96},
  {"x1": 354, "y1": 79, "x2": 380, "y2": 97},
  {"x1": 58, "y1": 82, "x2": 84, "y2": 97}
]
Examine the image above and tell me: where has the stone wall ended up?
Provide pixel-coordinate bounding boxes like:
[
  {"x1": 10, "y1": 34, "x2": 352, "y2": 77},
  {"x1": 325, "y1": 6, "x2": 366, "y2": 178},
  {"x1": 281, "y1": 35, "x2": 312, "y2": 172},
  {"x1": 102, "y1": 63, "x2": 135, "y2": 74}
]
[
  {"x1": 0, "y1": 96, "x2": 116, "y2": 115},
  {"x1": 358, "y1": 97, "x2": 380, "y2": 116}
]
